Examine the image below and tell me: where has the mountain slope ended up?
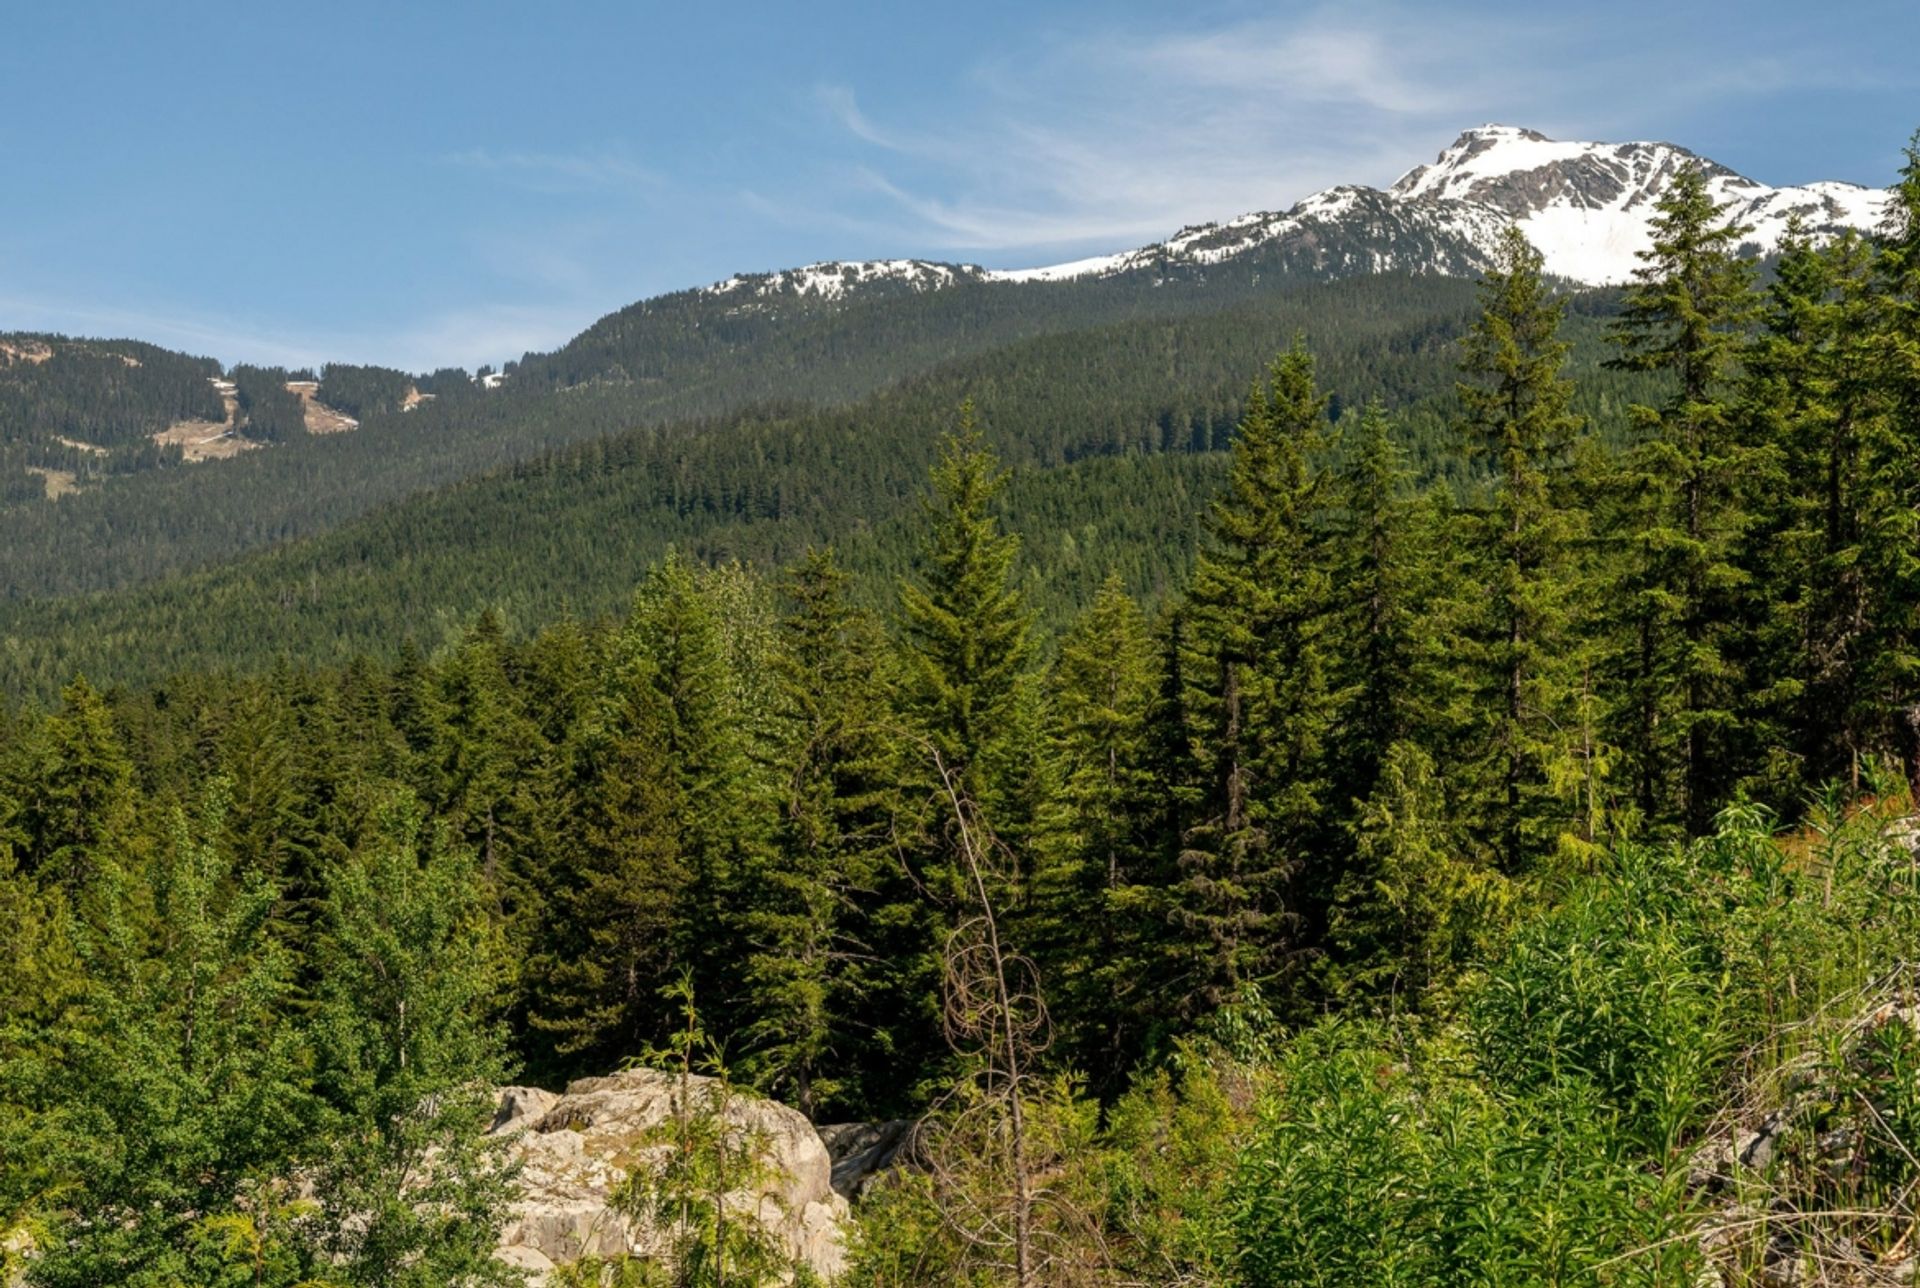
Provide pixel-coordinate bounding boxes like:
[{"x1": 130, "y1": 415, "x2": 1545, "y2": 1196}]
[
  {"x1": 1390, "y1": 124, "x2": 1889, "y2": 282},
  {"x1": 0, "y1": 276, "x2": 1678, "y2": 696},
  {"x1": 693, "y1": 124, "x2": 1889, "y2": 304},
  {"x1": 0, "y1": 123, "x2": 1892, "y2": 621}
]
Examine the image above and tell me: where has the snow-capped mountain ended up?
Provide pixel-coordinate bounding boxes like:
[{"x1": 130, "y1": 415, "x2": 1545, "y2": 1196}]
[
  {"x1": 699, "y1": 125, "x2": 1892, "y2": 305},
  {"x1": 1390, "y1": 124, "x2": 1889, "y2": 283}
]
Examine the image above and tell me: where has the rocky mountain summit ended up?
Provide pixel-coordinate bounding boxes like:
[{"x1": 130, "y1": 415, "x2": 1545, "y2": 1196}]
[{"x1": 701, "y1": 124, "x2": 1891, "y2": 305}]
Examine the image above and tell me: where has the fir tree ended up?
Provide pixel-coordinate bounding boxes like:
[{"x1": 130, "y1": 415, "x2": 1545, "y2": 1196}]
[
  {"x1": 899, "y1": 402, "x2": 1033, "y2": 817},
  {"x1": 741, "y1": 549, "x2": 899, "y2": 1119},
  {"x1": 1327, "y1": 400, "x2": 1425, "y2": 811},
  {"x1": 530, "y1": 651, "x2": 689, "y2": 1072},
  {"x1": 1872, "y1": 135, "x2": 1920, "y2": 801},
  {"x1": 1040, "y1": 573, "x2": 1165, "y2": 1083},
  {"x1": 1177, "y1": 340, "x2": 1337, "y2": 1010},
  {"x1": 1457, "y1": 227, "x2": 1594, "y2": 870},
  {"x1": 625, "y1": 552, "x2": 767, "y2": 1010},
  {"x1": 1606, "y1": 166, "x2": 1760, "y2": 831},
  {"x1": 21, "y1": 676, "x2": 137, "y2": 898},
  {"x1": 1742, "y1": 224, "x2": 1886, "y2": 792}
]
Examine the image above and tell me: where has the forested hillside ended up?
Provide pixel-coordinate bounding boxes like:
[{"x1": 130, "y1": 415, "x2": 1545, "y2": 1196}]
[
  {"x1": 0, "y1": 267, "x2": 1486, "y2": 602},
  {"x1": 0, "y1": 335, "x2": 223, "y2": 501},
  {"x1": 0, "y1": 277, "x2": 1668, "y2": 693},
  {"x1": 5, "y1": 152, "x2": 1920, "y2": 1285}
]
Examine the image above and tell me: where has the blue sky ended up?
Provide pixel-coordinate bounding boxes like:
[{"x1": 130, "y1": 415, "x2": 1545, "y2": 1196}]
[{"x1": 3, "y1": 0, "x2": 1916, "y2": 372}]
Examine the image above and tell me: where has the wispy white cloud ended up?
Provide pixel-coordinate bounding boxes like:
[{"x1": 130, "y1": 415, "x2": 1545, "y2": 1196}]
[
  {"x1": 0, "y1": 290, "x2": 597, "y2": 374},
  {"x1": 812, "y1": 2, "x2": 1886, "y2": 261},
  {"x1": 0, "y1": 294, "x2": 326, "y2": 368}
]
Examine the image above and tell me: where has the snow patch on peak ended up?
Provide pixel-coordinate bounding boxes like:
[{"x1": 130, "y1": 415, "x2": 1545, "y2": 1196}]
[
  {"x1": 691, "y1": 126, "x2": 1892, "y2": 306},
  {"x1": 1386, "y1": 125, "x2": 1890, "y2": 284},
  {"x1": 705, "y1": 259, "x2": 983, "y2": 301}
]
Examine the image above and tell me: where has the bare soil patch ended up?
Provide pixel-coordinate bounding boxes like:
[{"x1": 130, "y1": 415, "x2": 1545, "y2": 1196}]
[
  {"x1": 153, "y1": 419, "x2": 257, "y2": 461},
  {"x1": 25, "y1": 466, "x2": 78, "y2": 499},
  {"x1": 285, "y1": 380, "x2": 359, "y2": 434},
  {"x1": 0, "y1": 339, "x2": 53, "y2": 365},
  {"x1": 154, "y1": 378, "x2": 256, "y2": 461}
]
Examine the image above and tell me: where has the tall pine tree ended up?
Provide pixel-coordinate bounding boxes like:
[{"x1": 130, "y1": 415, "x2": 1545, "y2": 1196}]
[
  {"x1": 1456, "y1": 226, "x2": 1595, "y2": 870},
  {"x1": 1606, "y1": 166, "x2": 1759, "y2": 832},
  {"x1": 1177, "y1": 340, "x2": 1338, "y2": 1010}
]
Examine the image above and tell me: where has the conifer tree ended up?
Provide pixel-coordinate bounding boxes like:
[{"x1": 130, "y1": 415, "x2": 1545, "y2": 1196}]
[
  {"x1": 389, "y1": 636, "x2": 449, "y2": 802},
  {"x1": 1328, "y1": 400, "x2": 1425, "y2": 810},
  {"x1": 1872, "y1": 135, "x2": 1920, "y2": 801},
  {"x1": 1177, "y1": 340, "x2": 1337, "y2": 1009},
  {"x1": 626, "y1": 552, "x2": 767, "y2": 1012},
  {"x1": 440, "y1": 610, "x2": 542, "y2": 888},
  {"x1": 742, "y1": 549, "x2": 900, "y2": 1119},
  {"x1": 1742, "y1": 224, "x2": 1885, "y2": 791},
  {"x1": 1456, "y1": 227, "x2": 1593, "y2": 870},
  {"x1": 1041, "y1": 573, "x2": 1165, "y2": 1081},
  {"x1": 1606, "y1": 166, "x2": 1760, "y2": 831},
  {"x1": 32, "y1": 787, "x2": 311, "y2": 1287},
  {"x1": 530, "y1": 650, "x2": 688, "y2": 1073},
  {"x1": 1325, "y1": 742, "x2": 1507, "y2": 1005},
  {"x1": 307, "y1": 793, "x2": 519, "y2": 1288},
  {"x1": 899, "y1": 402, "x2": 1033, "y2": 815},
  {"x1": 21, "y1": 676, "x2": 136, "y2": 898}
]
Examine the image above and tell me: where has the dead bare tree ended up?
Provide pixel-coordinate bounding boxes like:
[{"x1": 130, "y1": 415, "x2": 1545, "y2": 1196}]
[{"x1": 916, "y1": 744, "x2": 1107, "y2": 1287}]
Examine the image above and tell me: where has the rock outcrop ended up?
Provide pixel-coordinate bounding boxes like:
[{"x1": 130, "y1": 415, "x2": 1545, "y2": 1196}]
[
  {"x1": 817, "y1": 1120, "x2": 923, "y2": 1200},
  {"x1": 489, "y1": 1069, "x2": 849, "y2": 1283}
]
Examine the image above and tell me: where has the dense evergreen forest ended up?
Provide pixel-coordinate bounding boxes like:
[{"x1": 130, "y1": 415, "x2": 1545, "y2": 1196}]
[
  {"x1": 5, "y1": 152, "x2": 1920, "y2": 1286},
  {"x1": 0, "y1": 278, "x2": 1667, "y2": 695},
  {"x1": 0, "y1": 336, "x2": 222, "y2": 501}
]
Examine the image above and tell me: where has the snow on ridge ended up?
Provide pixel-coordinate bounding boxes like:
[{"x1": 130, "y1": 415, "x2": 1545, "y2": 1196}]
[
  {"x1": 704, "y1": 258, "x2": 982, "y2": 301},
  {"x1": 697, "y1": 126, "x2": 1892, "y2": 304},
  {"x1": 1386, "y1": 124, "x2": 1893, "y2": 284},
  {"x1": 986, "y1": 251, "x2": 1132, "y2": 283}
]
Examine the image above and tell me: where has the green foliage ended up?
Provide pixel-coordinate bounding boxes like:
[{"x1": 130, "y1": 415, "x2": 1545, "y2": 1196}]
[
  {"x1": 600, "y1": 975, "x2": 800, "y2": 1288},
  {"x1": 1177, "y1": 339, "x2": 1338, "y2": 1007},
  {"x1": 741, "y1": 550, "x2": 903, "y2": 1119},
  {"x1": 10, "y1": 145, "x2": 1920, "y2": 1279},
  {"x1": 899, "y1": 402, "x2": 1033, "y2": 810},
  {"x1": 1326, "y1": 741, "x2": 1512, "y2": 1006},
  {"x1": 1455, "y1": 226, "x2": 1599, "y2": 871},
  {"x1": 317, "y1": 363, "x2": 414, "y2": 419},
  {"x1": 1604, "y1": 167, "x2": 1762, "y2": 832}
]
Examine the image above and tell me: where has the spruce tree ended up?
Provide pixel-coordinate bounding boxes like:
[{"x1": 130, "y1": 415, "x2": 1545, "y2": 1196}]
[
  {"x1": 899, "y1": 401, "x2": 1033, "y2": 816},
  {"x1": 1742, "y1": 224, "x2": 1885, "y2": 793},
  {"x1": 1328, "y1": 400, "x2": 1424, "y2": 810},
  {"x1": 1040, "y1": 573, "x2": 1165, "y2": 1082},
  {"x1": 1177, "y1": 340, "x2": 1337, "y2": 1010},
  {"x1": 1456, "y1": 226, "x2": 1593, "y2": 870},
  {"x1": 625, "y1": 552, "x2": 767, "y2": 1016},
  {"x1": 1606, "y1": 166, "x2": 1760, "y2": 831},
  {"x1": 21, "y1": 676, "x2": 136, "y2": 898},
  {"x1": 1872, "y1": 135, "x2": 1920, "y2": 801},
  {"x1": 742, "y1": 549, "x2": 900, "y2": 1119},
  {"x1": 529, "y1": 650, "x2": 688, "y2": 1073}
]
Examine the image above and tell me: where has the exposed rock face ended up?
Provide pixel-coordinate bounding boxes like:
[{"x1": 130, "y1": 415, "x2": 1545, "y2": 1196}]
[
  {"x1": 817, "y1": 1120, "x2": 923, "y2": 1200},
  {"x1": 489, "y1": 1069, "x2": 849, "y2": 1283}
]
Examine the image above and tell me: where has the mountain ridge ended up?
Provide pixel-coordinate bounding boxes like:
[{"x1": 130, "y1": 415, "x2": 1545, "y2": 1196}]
[{"x1": 696, "y1": 123, "x2": 1891, "y2": 306}]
